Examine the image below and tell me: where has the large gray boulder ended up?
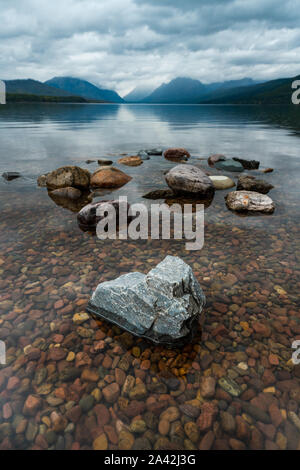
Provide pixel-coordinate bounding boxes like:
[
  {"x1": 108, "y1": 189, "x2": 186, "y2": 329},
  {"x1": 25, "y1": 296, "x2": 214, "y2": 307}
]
[
  {"x1": 87, "y1": 256, "x2": 206, "y2": 345},
  {"x1": 165, "y1": 164, "x2": 214, "y2": 197}
]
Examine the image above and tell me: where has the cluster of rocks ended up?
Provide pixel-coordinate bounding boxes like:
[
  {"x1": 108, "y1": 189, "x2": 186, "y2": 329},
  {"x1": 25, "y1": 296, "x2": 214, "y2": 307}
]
[
  {"x1": 207, "y1": 153, "x2": 275, "y2": 214},
  {"x1": 37, "y1": 165, "x2": 133, "y2": 215},
  {"x1": 139, "y1": 147, "x2": 276, "y2": 215},
  {"x1": 35, "y1": 147, "x2": 276, "y2": 216}
]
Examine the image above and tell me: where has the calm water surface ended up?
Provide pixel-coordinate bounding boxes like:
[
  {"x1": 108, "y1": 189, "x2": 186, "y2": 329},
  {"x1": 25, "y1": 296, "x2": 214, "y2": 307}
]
[{"x1": 0, "y1": 103, "x2": 299, "y2": 450}]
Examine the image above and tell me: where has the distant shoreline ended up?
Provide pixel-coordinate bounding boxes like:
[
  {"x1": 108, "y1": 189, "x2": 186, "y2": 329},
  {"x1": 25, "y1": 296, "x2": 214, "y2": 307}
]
[{"x1": 6, "y1": 93, "x2": 110, "y2": 104}]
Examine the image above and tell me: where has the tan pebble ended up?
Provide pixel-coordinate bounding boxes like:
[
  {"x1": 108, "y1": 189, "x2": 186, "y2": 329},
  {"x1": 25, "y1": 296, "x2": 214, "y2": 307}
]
[
  {"x1": 158, "y1": 419, "x2": 170, "y2": 436},
  {"x1": 41, "y1": 416, "x2": 51, "y2": 427},
  {"x1": 131, "y1": 347, "x2": 140, "y2": 358},
  {"x1": 66, "y1": 352, "x2": 75, "y2": 362},
  {"x1": 263, "y1": 387, "x2": 275, "y2": 393},
  {"x1": 280, "y1": 409, "x2": 287, "y2": 420},
  {"x1": 73, "y1": 312, "x2": 89, "y2": 324},
  {"x1": 91, "y1": 388, "x2": 102, "y2": 402},
  {"x1": 93, "y1": 433, "x2": 108, "y2": 450},
  {"x1": 118, "y1": 430, "x2": 134, "y2": 450},
  {"x1": 276, "y1": 431, "x2": 287, "y2": 450}
]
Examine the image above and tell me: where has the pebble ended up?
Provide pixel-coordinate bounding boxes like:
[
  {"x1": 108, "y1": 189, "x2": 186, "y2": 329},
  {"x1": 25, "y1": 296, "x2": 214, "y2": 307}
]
[
  {"x1": 218, "y1": 377, "x2": 242, "y2": 397},
  {"x1": 93, "y1": 433, "x2": 108, "y2": 450}
]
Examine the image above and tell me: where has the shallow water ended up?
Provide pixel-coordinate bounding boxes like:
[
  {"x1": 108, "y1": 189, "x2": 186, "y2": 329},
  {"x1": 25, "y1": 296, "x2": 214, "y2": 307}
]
[{"x1": 0, "y1": 103, "x2": 299, "y2": 450}]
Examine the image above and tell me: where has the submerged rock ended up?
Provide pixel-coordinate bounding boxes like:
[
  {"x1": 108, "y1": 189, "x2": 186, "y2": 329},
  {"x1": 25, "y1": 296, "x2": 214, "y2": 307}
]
[
  {"x1": 46, "y1": 166, "x2": 90, "y2": 190},
  {"x1": 163, "y1": 148, "x2": 191, "y2": 161},
  {"x1": 209, "y1": 175, "x2": 235, "y2": 190},
  {"x1": 237, "y1": 175, "x2": 274, "y2": 194},
  {"x1": 90, "y1": 167, "x2": 132, "y2": 189},
  {"x1": 87, "y1": 255, "x2": 206, "y2": 345},
  {"x1": 233, "y1": 157, "x2": 260, "y2": 170},
  {"x1": 48, "y1": 189, "x2": 91, "y2": 213},
  {"x1": 50, "y1": 187, "x2": 82, "y2": 200},
  {"x1": 137, "y1": 151, "x2": 150, "y2": 160},
  {"x1": 165, "y1": 164, "x2": 214, "y2": 198},
  {"x1": 118, "y1": 156, "x2": 143, "y2": 166},
  {"x1": 142, "y1": 188, "x2": 174, "y2": 199},
  {"x1": 77, "y1": 199, "x2": 131, "y2": 232},
  {"x1": 208, "y1": 154, "x2": 226, "y2": 167},
  {"x1": 98, "y1": 159, "x2": 113, "y2": 166},
  {"x1": 147, "y1": 148, "x2": 163, "y2": 155},
  {"x1": 225, "y1": 190, "x2": 275, "y2": 213},
  {"x1": 2, "y1": 172, "x2": 21, "y2": 181},
  {"x1": 215, "y1": 159, "x2": 244, "y2": 172}
]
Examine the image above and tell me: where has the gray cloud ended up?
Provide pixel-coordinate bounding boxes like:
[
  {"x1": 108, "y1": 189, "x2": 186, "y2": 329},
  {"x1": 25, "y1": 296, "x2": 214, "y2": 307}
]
[{"x1": 0, "y1": 0, "x2": 300, "y2": 96}]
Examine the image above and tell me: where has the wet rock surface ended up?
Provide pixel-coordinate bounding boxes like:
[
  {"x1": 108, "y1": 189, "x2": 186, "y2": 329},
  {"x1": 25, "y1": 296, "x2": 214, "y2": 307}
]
[
  {"x1": 97, "y1": 159, "x2": 113, "y2": 166},
  {"x1": 237, "y1": 175, "x2": 274, "y2": 194},
  {"x1": 165, "y1": 164, "x2": 215, "y2": 197},
  {"x1": 225, "y1": 191, "x2": 275, "y2": 214},
  {"x1": 163, "y1": 148, "x2": 191, "y2": 161},
  {"x1": 77, "y1": 200, "x2": 131, "y2": 232},
  {"x1": 46, "y1": 166, "x2": 90, "y2": 190},
  {"x1": 87, "y1": 256, "x2": 205, "y2": 345},
  {"x1": 142, "y1": 189, "x2": 175, "y2": 199},
  {"x1": 215, "y1": 159, "x2": 244, "y2": 172},
  {"x1": 90, "y1": 167, "x2": 132, "y2": 189},
  {"x1": 209, "y1": 175, "x2": 235, "y2": 190},
  {"x1": 233, "y1": 157, "x2": 260, "y2": 170},
  {"x1": 118, "y1": 156, "x2": 143, "y2": 167},
  {"x1": 49, "y1": 187, "x2": 82, "y2": 200},
  {"x1": 2, "y1": 172, "x2": 21, "y2": 181}
]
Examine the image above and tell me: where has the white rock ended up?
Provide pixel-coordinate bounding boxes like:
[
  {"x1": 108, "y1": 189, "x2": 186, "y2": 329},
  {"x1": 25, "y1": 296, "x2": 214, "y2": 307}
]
[
  {"x1": 209, "y1": 175, "x2": 235, "y2": 190},
  {"x1": 225, "y1": 191, "x2": 275, "y2": 213}
]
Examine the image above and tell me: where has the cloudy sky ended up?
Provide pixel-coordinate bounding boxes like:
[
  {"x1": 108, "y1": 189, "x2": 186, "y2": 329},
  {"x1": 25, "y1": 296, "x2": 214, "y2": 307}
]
[{"x1": 1, "y1": 0, "x2": 300, "y2": 96}]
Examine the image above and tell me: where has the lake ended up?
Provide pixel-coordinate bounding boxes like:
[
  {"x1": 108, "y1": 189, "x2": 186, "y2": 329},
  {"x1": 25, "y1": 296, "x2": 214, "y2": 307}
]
[{"x1": 0, "y1": 103, "x2": 299, "y2": 450}]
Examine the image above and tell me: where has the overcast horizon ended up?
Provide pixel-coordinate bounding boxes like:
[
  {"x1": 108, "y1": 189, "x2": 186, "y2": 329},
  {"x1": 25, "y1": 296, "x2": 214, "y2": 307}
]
[{"x1": 1, "y1": 0, "x2": 300, "y2": 96}]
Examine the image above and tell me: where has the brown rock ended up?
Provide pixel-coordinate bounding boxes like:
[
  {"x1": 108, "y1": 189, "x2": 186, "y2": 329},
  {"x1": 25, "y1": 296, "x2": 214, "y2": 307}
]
[
  {"x1": 198, "y1": 430, "x2": 215, "y2": 450},
  {"x1": 46, "y1": 166, "x2": 90, "y2": 189},
  {"x1": 94, "y1": 404, "x2": 110, "y2": 427},
  {"x1": 93, "y1": 433, "x2": 108, "y2": 450},
  {"x1": 118, "y1": 156, "x2": 143, "y2": 166},
  {"x1": 23, "y1": 395, "x2": 42, "y2": 416},
  {"x1": 201, "y1": 377, "x2": 216, "y2": 398},
  {"x1": 103, "y1": 382, "x2": 120, "y2": 403},
  {"x1": 197, "y1": 402, "x2": 218, "y2": 431},
  {"x1": 164, "y1": 148, "x2": 191, "y2": 161},
  {"x1": 90, "y1": 167, "x2": 132, "y2": 189},
  {"x1": 50, "y1": 187, "x2": 82, "y2": 200}
]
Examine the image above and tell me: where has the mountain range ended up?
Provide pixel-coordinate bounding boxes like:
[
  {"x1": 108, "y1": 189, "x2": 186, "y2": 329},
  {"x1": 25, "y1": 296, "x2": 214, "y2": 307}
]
[
  {"x1": 2, "y1": 74, "x2": 299, "y2": 104},
  {"x1": 137, "y1": 77, "x2": 259, "y2": 103},
  {"x1": 45, "y1": 77, "x2": 124, "y2": 103}
]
